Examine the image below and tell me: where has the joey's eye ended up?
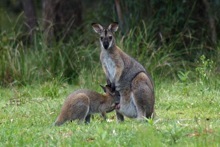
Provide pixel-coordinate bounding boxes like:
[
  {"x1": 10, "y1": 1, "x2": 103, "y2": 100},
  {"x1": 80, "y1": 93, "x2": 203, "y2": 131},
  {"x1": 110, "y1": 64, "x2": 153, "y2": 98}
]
[
  {"x1": 100, "y1": 37, "x2": 104, "y2": 40},
  {"x1": 109, "y1": 36, "x2": 112, "y2": 40}
]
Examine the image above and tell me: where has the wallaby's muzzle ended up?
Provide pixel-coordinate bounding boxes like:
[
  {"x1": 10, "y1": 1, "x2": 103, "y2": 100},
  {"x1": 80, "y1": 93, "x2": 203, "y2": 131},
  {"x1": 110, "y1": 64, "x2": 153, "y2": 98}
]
[{"x1": 103, "y1": 40, "x2": 109, "y2": 49}]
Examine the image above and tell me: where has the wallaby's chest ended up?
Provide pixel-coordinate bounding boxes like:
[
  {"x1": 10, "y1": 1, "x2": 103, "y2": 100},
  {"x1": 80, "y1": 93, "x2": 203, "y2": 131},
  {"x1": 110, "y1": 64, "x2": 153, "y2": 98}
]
[{"x1": 102, "y1": 55, "x2": 116, "y2": 83}]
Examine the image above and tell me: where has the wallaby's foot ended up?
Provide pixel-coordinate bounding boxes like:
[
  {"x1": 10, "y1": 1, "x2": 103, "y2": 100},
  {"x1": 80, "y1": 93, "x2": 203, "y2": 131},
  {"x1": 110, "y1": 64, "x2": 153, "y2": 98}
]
[
  {"x1": 146, "y1": 111, "x2": 156, "y2": 120},
  {"x1": 116, "y1": 111, "x2": 124, "y2": 122},
  {"x1": 136, "y1": 116, "x2": 146, "y2": 122},
  {"x1": 85, "y1": 114, "x2": 91, "y2": 124}
]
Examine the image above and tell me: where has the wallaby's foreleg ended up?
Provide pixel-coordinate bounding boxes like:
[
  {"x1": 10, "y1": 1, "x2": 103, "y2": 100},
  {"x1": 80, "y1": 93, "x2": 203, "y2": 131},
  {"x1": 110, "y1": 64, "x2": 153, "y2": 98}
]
[
  {"x1": 116, "y1": 111, "x2": 124, "y2": 122},
  {"x1": 101, "y1": 112, "x2": 107, "y2": 120}
]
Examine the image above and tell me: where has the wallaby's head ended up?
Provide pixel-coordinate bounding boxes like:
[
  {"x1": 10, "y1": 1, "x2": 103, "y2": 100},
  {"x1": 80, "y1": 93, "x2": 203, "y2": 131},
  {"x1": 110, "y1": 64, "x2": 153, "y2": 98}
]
[
  {"x1": 92, "y1": 22, "x2": 119, "y2": 50},
  {"x1": 100, "y1": 84, "x2": 120, "y2": 104}
]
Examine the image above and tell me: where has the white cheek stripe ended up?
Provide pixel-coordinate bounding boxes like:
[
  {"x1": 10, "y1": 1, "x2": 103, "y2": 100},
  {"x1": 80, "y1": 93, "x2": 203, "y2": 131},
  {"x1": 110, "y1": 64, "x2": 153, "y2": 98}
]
[
  {"x1": 108, "y1": 40, "x2": 113, "y2": 49},
  {"x1": 100, "y1": 40, "x2": 104, "y2": 49}
]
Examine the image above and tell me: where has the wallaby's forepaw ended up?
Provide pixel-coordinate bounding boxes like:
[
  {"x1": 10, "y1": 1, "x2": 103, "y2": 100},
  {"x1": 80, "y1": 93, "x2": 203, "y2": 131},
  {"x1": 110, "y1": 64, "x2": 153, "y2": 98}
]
[
  {"x1": 115, "y1": 103, "x2": 120, "y2": 109},
  {"x1": 115, "y1": 90, "x2": 120, "y2": 103}
]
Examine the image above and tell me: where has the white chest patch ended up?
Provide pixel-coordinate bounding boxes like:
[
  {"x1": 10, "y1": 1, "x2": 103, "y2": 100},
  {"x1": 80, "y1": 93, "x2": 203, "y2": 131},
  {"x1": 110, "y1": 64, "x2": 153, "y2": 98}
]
[{"x1": 103, "y1": 57, "x2": 116, "y2": 83}]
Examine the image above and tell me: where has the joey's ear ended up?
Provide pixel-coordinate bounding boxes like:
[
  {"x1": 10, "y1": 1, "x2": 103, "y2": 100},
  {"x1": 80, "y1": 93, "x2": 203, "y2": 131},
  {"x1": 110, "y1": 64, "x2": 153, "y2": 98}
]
[
  {"x1": 100, "y1": 85, "x2": 106, "y2": 93},
  {"x1": 92, "y1": 23, "x2": 103, "y2": 34},
  {"x1": 108, "y1": 22, "x2": 119, "y2": 32},
  {"x1": 105, "y1": 84, "x2": 114, "y2": 94}
]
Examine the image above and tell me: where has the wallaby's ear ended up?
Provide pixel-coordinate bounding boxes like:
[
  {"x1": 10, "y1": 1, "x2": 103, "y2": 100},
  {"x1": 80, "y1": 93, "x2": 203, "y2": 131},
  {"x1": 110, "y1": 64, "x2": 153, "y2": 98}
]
[
  {"x1": 108, "y1": 22, "x2": 119, "y2": 32},
  {"x1": 100, "y1": 85, "x2": 106, "y2": 93},
  {"x1": 92, "y1": 23, "x2": 103, "y2": 34},
  {"x1": 105, "y1": 84, "x2": 115, "y2": 94}
]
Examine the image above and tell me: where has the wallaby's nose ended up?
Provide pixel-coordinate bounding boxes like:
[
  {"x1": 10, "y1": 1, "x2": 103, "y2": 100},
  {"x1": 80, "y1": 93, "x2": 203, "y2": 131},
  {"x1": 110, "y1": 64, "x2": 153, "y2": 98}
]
[{"x1": 103, "y1": 40, "x2": 109, "y2": 49}]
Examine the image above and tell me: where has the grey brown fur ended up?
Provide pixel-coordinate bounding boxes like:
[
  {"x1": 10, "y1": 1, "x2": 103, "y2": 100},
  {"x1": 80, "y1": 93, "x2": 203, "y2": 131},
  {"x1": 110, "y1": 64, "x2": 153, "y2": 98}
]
[
  {"x1": 54, "y1": 85, "x2": 118, "y2": 126},
  {"x1": 92, "y1": 22, "x2": 155, "y2": 121}
]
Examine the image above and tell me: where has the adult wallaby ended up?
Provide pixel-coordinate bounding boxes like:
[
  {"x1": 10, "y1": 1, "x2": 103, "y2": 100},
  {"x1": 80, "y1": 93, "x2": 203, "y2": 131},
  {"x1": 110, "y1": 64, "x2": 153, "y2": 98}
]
[
  {"x1": 54, "y1": 85, "x2": 119, "y2": 126},
  {"x1": 92, "y1": 22, "x2": 155, "y2": 121}
]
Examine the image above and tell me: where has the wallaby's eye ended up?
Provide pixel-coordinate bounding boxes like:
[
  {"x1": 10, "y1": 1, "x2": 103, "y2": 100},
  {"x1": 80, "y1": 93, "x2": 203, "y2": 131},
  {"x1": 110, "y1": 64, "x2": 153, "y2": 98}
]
[
  {"x1": 100, "y1": 37, "x2": 104, "y2": 40},
  {"x1": 109, "y1": 36, "x2": 112, "y2": 40}
]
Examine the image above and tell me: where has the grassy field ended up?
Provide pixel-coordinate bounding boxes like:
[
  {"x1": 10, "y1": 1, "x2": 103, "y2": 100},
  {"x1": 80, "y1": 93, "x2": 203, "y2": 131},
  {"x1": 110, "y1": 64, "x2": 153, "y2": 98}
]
[
  {"x1": 1, "y1": 1, "x2": 220, "y2": 146},
  {"x1": 1, "y1": 24, "x2": 220, "y2": 147},
  {"x1": 1, "y1": 9, "x2": 220, "y2": 146},
  {"x1": 0, "y1": 72, "x2": 219, "y2": 146}
]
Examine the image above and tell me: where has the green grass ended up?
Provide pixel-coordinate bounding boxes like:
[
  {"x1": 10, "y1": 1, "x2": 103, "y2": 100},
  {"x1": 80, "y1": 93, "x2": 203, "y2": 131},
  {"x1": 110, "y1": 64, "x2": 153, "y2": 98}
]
[
  {"x1": 0, "y1": 21, "x2": 219, "y2": 147},
  {"x1": 1, "y1": 2, "x2": 220, "y2": 146},
  {"x1": 0, "y1": 74, "x2": 219, "y2": 146}
]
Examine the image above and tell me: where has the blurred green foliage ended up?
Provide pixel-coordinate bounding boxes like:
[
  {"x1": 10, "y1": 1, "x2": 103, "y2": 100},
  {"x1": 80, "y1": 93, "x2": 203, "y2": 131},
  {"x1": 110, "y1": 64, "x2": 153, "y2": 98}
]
[{"x1": 0, "y1": 0, "x2": 219, "y2": 86}]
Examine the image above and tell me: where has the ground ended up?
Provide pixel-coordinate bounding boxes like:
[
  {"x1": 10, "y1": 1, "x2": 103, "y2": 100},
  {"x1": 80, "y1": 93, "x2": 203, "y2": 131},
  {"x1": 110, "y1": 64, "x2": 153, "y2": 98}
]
[{"x1": 0, "y1": 78, "x2": 219, "y2": 146}]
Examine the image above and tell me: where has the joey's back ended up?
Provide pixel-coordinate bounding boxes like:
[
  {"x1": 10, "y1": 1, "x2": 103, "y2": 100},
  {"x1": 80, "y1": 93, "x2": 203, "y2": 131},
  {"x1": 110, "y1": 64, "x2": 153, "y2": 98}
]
[{"x1": 70, "y1": 89, "x2": 112, "y2": 107}]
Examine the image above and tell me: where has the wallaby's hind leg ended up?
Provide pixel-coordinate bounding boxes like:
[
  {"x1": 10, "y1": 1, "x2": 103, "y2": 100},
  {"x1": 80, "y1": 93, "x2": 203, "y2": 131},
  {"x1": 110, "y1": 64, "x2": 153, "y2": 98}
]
[
  {"x1": 54, "y1": 105, "x2": 87, "y2": 126},
  {"x1": 132, "y1": 72, "x2": 155, "y2": 120},
  {"x1": 69, "y1": 94, "x2": 90, "y2": 123},
  {"x1": 132, "y1": 86, "x2": 152, "y2": 120},
  {"x1": 74, "y1": 105, "x2": 89, "y2": 123}
]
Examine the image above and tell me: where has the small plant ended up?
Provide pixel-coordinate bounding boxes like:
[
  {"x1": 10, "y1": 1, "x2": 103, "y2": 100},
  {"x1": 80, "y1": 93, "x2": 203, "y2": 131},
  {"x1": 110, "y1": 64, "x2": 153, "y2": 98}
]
[
  {"x1": 40, "y1": 78, "x2": 63, "y2": 99},
  {"x1": 145, "y1": 117, "x2": 154, "y2": 126},
  {"x1": 196, "y1": 55, "x2": 214, "y2": 85},
  {"x1": 177, "y1": 71, "x2": 191, "y2": 83},
  {"x1": 177, "y1": 71, "x2": 191, "y2": 96}
]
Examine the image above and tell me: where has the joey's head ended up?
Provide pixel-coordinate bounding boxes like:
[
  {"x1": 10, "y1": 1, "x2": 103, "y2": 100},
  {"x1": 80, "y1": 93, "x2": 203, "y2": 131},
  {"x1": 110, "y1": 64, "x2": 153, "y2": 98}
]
[
  {"x1": 100, "y1": 85, "x2": 120, "y2": 104},
  {"x1": 92, "y1": 22, "x2": 119, "y2": 50}
]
